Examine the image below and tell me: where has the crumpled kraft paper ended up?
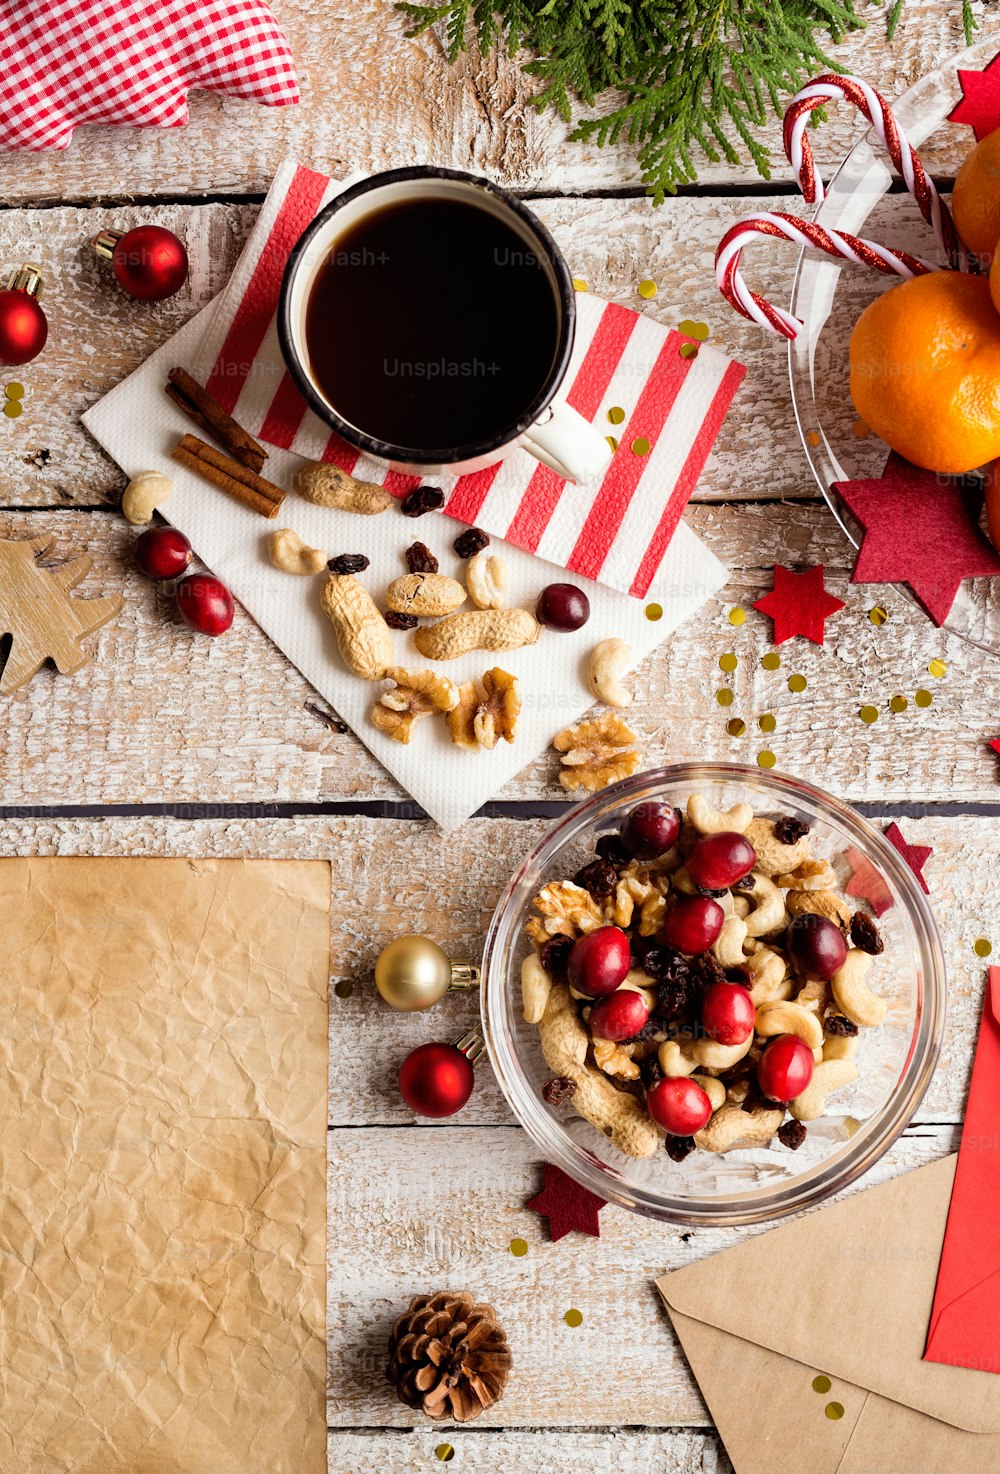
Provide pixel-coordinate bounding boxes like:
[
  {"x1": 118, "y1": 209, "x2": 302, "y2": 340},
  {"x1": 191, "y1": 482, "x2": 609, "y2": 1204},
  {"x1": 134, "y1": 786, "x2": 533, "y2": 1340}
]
[{"x1": 0, "y1": 857, "x2": 329, "y2": 1474}]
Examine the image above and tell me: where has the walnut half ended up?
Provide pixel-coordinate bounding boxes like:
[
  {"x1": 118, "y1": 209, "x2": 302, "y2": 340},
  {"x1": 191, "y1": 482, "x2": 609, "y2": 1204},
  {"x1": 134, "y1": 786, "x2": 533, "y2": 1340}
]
[
  {"x1": 553, "y1": 712, "x2": 642, "y2": 792},
  {"x1": 371, "y1": 667, "x2": 459, "y2": 744},
  {"x1": 447, "y1": 668, "x2": 521, "y2": 749}
]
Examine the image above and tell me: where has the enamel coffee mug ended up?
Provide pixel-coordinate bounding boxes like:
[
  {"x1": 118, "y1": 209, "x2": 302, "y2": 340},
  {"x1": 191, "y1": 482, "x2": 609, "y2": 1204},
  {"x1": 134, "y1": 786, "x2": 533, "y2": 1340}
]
[{"x1": 278, "y1": 166, "x2": 613, "y2": 484}]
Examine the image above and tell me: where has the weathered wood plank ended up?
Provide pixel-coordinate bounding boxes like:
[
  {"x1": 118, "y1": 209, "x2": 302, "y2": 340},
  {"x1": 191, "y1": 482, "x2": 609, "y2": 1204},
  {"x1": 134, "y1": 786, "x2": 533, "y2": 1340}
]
[
  {"x1": 328, "y1": 1429, "x2": 734, "y2": 1472},
  {"x1": 0, "y1": 0, "x2": 989, "y2": 203}
]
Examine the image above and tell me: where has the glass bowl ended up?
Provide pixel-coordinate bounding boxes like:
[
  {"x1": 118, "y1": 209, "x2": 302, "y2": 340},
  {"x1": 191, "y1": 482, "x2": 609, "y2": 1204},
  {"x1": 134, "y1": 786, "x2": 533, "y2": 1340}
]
[
  {"x1": 789, "y1": 37, "x2": 1000, "y2": 652},
  {"x1": 481, "y1": 765, "x2": 945, "y2": 1225}
]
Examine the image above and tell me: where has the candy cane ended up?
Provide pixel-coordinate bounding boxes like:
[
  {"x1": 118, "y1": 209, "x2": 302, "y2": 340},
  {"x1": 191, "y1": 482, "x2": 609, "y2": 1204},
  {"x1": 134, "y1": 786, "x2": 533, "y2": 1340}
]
[
  {"x1": 783, "y1": 72, "x2": 969, "y2": 271},
  {"x1": 715, "y1": 211, "x2": 942, "y2": 340}
]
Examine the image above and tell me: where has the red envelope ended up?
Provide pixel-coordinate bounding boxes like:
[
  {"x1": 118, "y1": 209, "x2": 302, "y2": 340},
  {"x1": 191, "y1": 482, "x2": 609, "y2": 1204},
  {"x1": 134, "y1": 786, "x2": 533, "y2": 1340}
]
[{"x1": 925, "y1": 966, "x2": 1000, "y2": 1374}]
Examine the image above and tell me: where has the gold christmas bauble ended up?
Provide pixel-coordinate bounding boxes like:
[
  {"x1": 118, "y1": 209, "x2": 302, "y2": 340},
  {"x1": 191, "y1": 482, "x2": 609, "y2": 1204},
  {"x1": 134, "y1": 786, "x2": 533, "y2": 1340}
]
[{"x1": 374, "y1": 935, "x2": 479, "y2": 1012}]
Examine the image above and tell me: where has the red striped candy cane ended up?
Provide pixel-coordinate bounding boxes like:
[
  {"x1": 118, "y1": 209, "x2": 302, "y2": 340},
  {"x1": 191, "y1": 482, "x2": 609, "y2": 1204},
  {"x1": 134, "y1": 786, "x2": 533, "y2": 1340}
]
[{"x1": 715, "y1": 211, "x2": 941, "y2": 340}]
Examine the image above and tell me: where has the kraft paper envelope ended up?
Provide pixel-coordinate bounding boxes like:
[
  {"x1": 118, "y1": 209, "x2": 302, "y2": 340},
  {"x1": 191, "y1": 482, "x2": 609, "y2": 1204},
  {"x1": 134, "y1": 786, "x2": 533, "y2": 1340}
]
[{"x1": 657, "y1": 1156, "x2": 1000, "y2": 1474}]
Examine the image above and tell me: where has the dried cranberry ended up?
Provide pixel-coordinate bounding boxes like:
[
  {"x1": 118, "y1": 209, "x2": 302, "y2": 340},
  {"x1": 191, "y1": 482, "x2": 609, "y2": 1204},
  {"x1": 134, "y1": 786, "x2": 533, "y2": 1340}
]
[
  {"x1": 777, "y1": 1119, "x2": 807, "y2": 1151},
  {"x1": 401, "y1": 486, "x2": 444, "y2": 517},
  {"x1": 454, "y1": 527, "x2": 489, "y2": 558},
  {"x1": 850, "y1": 912, "x2": 885, "y2": 955},
  {"x1": 541, "y1": 1076, "x2": 577, "y2": 1105},
  {"x1": 825, "y1": 1013, "x2": 859, "y2": 1038},
  {"x1": 665, "y1": 1134, "x2": 697, "y2": 1162},
  {"x1": 328, "y1": 553, "x2": 370, "y2": 574},
  {"x1": 774, "y1": 815, "x2": 811, "y2": 845},
  {"x1": 573, "y1": 859, "x2": 618, "y2": 899},
  {"x1": 385, "y1": 611, "x2": 418, "y2": 630},
  {"x1": 538, "y1": 935, "x2": 573, "y2": 974},
  {"x1": 405, "y1": 541, "x2": 438, "y2": 574},
  {"x1": 595, "y1": 833, "x2": 632, "y2": 869}
]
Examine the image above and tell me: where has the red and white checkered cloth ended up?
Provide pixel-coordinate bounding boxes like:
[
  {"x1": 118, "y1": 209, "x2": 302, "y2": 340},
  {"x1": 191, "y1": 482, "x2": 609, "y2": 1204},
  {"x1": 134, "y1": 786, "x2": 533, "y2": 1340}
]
[
  {"x1": 0, "y1": 0, "x2": 298, "y2": 151},
  {"x1": 197, "y1": 161, "x2": 746, "y2": 599}
]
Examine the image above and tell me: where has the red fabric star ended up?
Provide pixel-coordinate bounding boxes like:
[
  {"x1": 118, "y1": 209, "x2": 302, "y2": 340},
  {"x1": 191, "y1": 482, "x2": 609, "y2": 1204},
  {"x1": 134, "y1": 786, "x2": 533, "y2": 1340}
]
[
  {"x1": 752, "y1": 565, "x2": 845, "y2": 645},
  {"x1": 884, "y1": 822, "x2": 932, "y2": 895},
  {"x1": 833, "y1": 454, "x2": 1000, "y2": 627},
  {"x1": 990, "y1": 735, "x2": 1000, "y2": 757},
  {"x1": 844, "y1": 846, "x2": 894, "y2": 918},
  {"x1": 948, "y1": 53, "x2": 1000, "y2": 142},
  {"x1": 526, "y1": 1163, "x2": 606, "y2": 1242}
]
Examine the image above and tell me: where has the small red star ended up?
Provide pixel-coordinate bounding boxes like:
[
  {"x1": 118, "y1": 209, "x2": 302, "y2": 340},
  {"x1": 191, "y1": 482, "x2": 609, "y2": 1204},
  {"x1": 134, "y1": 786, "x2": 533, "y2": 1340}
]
[
  {"x1": 948, "y1": 54, "x2": 1000, "y2": 141},
  {"x1": 845, "y1": 846, "x2": 894, "y2": 918},
  {"x1": 526, "y1": 1163, "x2": 606, "y2": 1242},
  {"x1": 752, "y1": 565, "x2": 845, "y2": 645},
  {"x1": 990, "y1": 735, "x2": 1000, "y2": 758},
  {"x1": 884, "y1": 822, "x2": 932, "y2": 895},
  {"x1": 834, "y1": 454, "x2": 1000, "y2": 627}
]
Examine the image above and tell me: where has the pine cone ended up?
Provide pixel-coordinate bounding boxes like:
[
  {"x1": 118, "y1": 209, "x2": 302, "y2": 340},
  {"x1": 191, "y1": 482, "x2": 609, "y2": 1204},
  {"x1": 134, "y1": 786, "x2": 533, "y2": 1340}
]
[{"x1": 387, "y1": 1291, "x2": 512, "y2": 1422}]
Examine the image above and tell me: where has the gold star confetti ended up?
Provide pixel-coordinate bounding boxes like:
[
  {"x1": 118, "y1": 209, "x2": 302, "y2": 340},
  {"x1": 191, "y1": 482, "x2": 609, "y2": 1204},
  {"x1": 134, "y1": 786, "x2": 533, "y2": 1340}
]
[
  {"x1": 758, "y1": 713, "x2": 776, "y2": 733},
  {"x1": 859, "y1": 705, "x2": 879, "y2": 724},
  {"x1": 509, "y1": 1237, "x2": 528, "y2": 1257},
  {"x1": 757, "y1": 750, "x2": 776, "y2": 769},
  {"x1": 869, "y1": 605, "x2": 889, "y2": 626},
  {"x1": 928, "y1": 659, "x2": 947, "y2": 678},
  {"x1": 4, "y1": 382, "x2": 24, "y2": 401},
  {"x1": 719, "y1": 653, "x2": 738, "y2": 673},
  {"x1": 645, "y1": 602, "x2": 663, "y2": 622},
  {"x1": 436, "y1": 1443, "x2": 455, "y2": 1462},
  {"x1": 788, "y1": 673, "x2": 807, "y2": 693},
  {"x1": 727, "y1": 718, "x2": 747, "y2": 736},
  {"x1": 564, "y1": 1308, "x2": 583, "y2": 1328},
  {"x1": 334, "y1": 979, "x2": 353, "y2": 999},
  {"x1": 606, "y1": 436, "x2": 619, "y2": 452},
  {"x1": 728, "y1": 607, "x2": 746, "y2": 627},
  {"x1": 914, "y1": 688, "x2": 932, "y2": 708},
  {"x1": 631, "y1": 436, "x2": 651, "y2": 456},
  {"x1": 889, "y1": 695, "x2": 907, "y2": 714},
  {"x1": 638, "y1": 279, "x2": 658, "y2": 299},
  {"x1": 761, "y1": 652, "x2": 781, "y2": 671},
  {"x1": 716, "y1": 688, "x2": 734, "y2": 707},
  {"x1": 572, "y1": 278, "x2": 589, "y2": 292},
  {"x1": 678, "y1": 319, "x2": 710, "y2": 341},
  {"x1": 607, "y1": 406, "x2": 626, "y2": 425},
  {"x1": 975, "y1": 938, "x2": 993, "y2": 958},
  {"x1": 812, "y1": 1376, "x2": 832, "y2": 1395}
]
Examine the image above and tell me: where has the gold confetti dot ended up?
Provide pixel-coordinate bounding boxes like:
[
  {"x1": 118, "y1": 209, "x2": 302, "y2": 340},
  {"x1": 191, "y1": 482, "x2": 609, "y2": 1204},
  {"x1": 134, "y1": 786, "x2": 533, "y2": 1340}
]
[
  {"x1": 719, "y1": 653, "x2": 738, "y2": 673},
  {"x1": 3, "y1": 401, "x2": 22, "y2": 419},
  {"x1": 852, "y1": 419, "x2": 871, "y2": 440},
  {"x1": 757, "y1": 750, "x2": 776, "y2": 769},
  {"x1": 436, "y1": 1443, "x2": 455, "y2": 1462},
  {"x1": 788, "y1": 673, "x2": 807, "y2": 693},
  {"x1": 679, "y1": 342, "x2": 699, "y2": 360},
  {"x1": 889, "y1": 695, "x2": 908, "y2": 713},
  {"x1": 915, "y1": 688, "x2": 932, "y2": 708},
  {"x1": 631, "y1": 436, "x2": 651, "y2": 457},
  {"x1": 5, "y1": 382, "x2": 24, "y2": 401},
  {"x1": 859, "y1": 705, "x2": 879, "y2": 724},
  {"x1": 334, "y1": 979, "x2": 353, "y2": 999},
  {"x1": 678, "y1": 319, "x2": 710, "y2": 341},
  {"x1": 638, "y1": 279, "x2": 658, "y2": 299},
  {"x1": 806, "y1": 429, "x2": 821, "y2": 448},
  {"x1": 606, "y1": 436, "x2": 619, "y2": 452},
  {"x1": 928, "y1": 659, "x2": 947, "y2": 678},
  {"x1": 645, "y1": 602, "x2": 663, "y2": 622},
  {"x1": 509, "y1": 1237, "x2": 528, "y2": 1257},
  {"x1": 975, "y1": 938, "x2": 993, "y2": 958},
  {"x1": 728, "y1": 607, "x2": 746, "y2": 627},
  {"x1": 716, "y1": 688, "x2": 734, "y2": 707},
  {"x1": 758, "y1": 713, "x2": 776, "y2": 733},
  {"x1": 812, "y1": 1375, "x2": 832, "y2": 1394},
  {"x1": 761, "y1": 652, "x2": 781, "y2": 671},
  {"x1": 727, "y1": 718, "x2": 747, "y2": 737},
  {"x1": 826, "y1": 1403, "x2": 845, "y2": 1421},
  {"x1": 572, "y1": 278, "x2": 589, "y2": 292},
  {"x1": 607, "y1": 405, "x2": 626, "y2": 425},
  {"x1": 869, "y1": 605, "x2": 889, "y2": 626},
  {"x1": 564, "y1": 1308, "x2": 583, "y2": 1328}
]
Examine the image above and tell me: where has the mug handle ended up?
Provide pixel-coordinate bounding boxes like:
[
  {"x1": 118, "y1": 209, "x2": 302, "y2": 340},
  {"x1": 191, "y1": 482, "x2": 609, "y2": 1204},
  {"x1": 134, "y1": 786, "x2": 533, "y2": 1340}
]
[{"x1": 521, "y1": 400, "x2": 613, "y2": 485}]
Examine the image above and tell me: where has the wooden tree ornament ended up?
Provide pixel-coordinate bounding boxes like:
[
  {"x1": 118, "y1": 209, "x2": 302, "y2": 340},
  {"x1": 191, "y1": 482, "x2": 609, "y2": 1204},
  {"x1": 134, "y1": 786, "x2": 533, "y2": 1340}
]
[{"x1": 0, "y1": 535, "x2": 123, "y2": 695}]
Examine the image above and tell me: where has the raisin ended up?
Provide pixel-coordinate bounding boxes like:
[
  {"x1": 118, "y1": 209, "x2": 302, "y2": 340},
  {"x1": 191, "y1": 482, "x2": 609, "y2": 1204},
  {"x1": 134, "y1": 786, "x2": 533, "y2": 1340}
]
[
  {"x1": 538, "y1": 935, "x2": 573, "y2": 975},
  {"x1": 328, "y1": 553, "x2": 370, "y2": 574},
  {"x1": 405, "y1": 541, "x2": 439, "y2": 574},
  {"x1": 726, "y1": 964, "x2": 754, "y2": 989},
  {"x1": 595, "y1": 833, "x2": 632, "y2": 869},
  {"x1": 619, "y1": 1020, "x2": 659, "y2": 1046},
  {"x1": 740, "y1": 1080, "x2": 770, "y2": 1115},
  {"x1": 692, "y1": 954, "x2": 726, "y2": 990},
  {"x1": 401, "y1": 485, "x2": 444, "y2": 517},
  {"x1": 850, "y1": 912, "x2": 885, "y2": 955},
  {"x1": 774, "y1": 815, "x2": 811, "y2": 845},
  {"x1": 665, "y1": 1134, "x2": 697, "y2": 1162},
  {"x1": 454, "y1": 527, "x2": 490, "y2": 559},
  {"x1": 825, "y1": 1013, "x2": 859, "y2": 1038},
  {"x1": 777, "y1": 1119, "x2": 807, "y2": 1151},
  {"x1": 639, "y1": 1055, "x2": 663, "y2": 1090},
  {"x1": 696, "y1": 886, "x2": 729, "y2": 898},
  {"x1": 733, "y1": 873, "x2": 756, "y2": 892},
  {"x1": 573, "y1": 859, "x2": 618, "y2": 899},
  {"x1": 385, "y1": 611, "x2": 418, "y2": 630},
  {"x1": 542, "y1": 1076, "x2": 577, "y2": 1105}
]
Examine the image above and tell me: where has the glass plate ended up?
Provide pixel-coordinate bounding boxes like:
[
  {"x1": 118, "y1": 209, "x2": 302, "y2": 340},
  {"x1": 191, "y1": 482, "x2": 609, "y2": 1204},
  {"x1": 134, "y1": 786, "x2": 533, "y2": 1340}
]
[{"x1": 788, "y1": 38, "x2": 1000, "y2": 652}]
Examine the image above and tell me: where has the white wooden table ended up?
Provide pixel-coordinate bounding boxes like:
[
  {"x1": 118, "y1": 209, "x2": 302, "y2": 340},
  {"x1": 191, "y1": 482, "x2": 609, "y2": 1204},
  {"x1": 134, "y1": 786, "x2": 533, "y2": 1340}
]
[{"x1": 2, "y1": 6, "x2": 996, "y2": 1469}]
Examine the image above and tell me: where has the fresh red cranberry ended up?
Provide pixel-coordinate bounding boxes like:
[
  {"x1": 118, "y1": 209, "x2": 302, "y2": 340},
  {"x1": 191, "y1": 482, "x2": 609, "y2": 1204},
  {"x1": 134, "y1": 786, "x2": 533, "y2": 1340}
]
[
  {"x1": 701, "y1": 981, "x2": 756, "y2": 1047},
  {"x1": 686, "y1": 832, "x2": 756, "y2": 891},
  {"x1": 135, "y1": 526, "x2": 192, "y2": 580},
  {"x1": 621, "y1": 801, "x2": 681, "y2": 860},
  {"x1": 757, "y1": 1035, "x2": 815, "y2": 1103},
  {"x1": 567, "y1": 925, "x2": 630, "y2": 998},
  {"x1": 175, "y1": 573, "x2": 235, "y2": 636},
  {"x1": 647, "y1": 1076, "x2": 713, "y2": 1136},
  {"x1": 588, "y1": 988, "x2": 650, "y2": 1042},
  {"x1": 786, "y1": 914, "x2": 848, "y2": 981},
  {"x1": 535, "y1": 582, "x2": 590, "y2": 631},
  {"x1": 662, "y1": 895, "x2": 725, "y2": 955}
]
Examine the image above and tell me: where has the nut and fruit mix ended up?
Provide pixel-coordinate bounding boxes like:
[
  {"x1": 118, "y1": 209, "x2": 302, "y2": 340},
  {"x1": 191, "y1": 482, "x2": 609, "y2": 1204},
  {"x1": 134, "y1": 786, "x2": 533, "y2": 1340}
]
[{"x1": 521, "y1": 793, "x2": 889, "y2": 1160}]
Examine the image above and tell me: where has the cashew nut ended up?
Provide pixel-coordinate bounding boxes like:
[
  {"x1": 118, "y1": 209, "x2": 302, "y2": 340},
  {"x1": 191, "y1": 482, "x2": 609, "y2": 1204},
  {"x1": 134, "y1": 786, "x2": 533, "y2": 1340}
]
[
  {"x1": 686, "y1": 793, "x2": 754, "y2": 835},
  {"x1": 658, "y1": 1040, "x2": 698, "y2": 1077},
  {"x1": 122, "y1": 469, "x2": 172, "y2": 526},
  {"x1": 617, "y1": 975, "x2": 657, "y2": 1012},
  {"x1": 789, "y1": 1058, "x2": 859, "y2": 1122},
  {"x1": 745, "y1": 817, "x2": 812, "y2": 877},
  {"x1": 694, "y1": 1101, "x2": 784, "y2": 1154},
  {"x1": 671, "y1": 865, "x2": 697, "y2": 896},
  {"x1": 521, "y1": 951, "x2": 551, "y2": 1025},
  {"x1": 746, "y1": 946, "x2": 792, "y2": 1006},
  {"x1": 831, "y1": 949, "x2": 888, "y2": 1028},
  {"x1": 823, "y1": 1033, "x2": 859, "y2": 1062},
  {"x1": 691, "y1": 1073, "x2": 726, "y2": 1112},
  {"x1": 755, "y1": 999, "x2": 825, "y2": 1052},
  {"x1": 743, "y1": 874, "x2": 787, "y2": 938},
  {"x1": 466, "y1": 552, "x2": 507, "y2": 610},
  {"x1": 587, "y1": 639, "x2": 633, "y2": 709},
  {"x1": 713, "y1": 914, "x2": 749, "y2": 967},
  {"x1": 268, "y1": 527, "x2": 327, "y2": 575},
  {"x1": 689, "y1": 1031, "x2": 754, "y2": 1072}
]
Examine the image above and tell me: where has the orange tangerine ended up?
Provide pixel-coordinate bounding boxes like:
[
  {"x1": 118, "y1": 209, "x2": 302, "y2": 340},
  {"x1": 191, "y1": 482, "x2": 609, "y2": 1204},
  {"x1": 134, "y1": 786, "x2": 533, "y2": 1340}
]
[{"x1": 952, "y1": 128, "x2": 1000, "y2": 263}]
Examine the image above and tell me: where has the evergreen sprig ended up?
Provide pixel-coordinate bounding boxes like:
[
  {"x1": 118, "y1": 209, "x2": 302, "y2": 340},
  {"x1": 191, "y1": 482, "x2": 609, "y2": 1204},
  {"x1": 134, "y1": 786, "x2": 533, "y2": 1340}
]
[{"x1": 397, "y1": 0, "x2": 977, "y2": 201}]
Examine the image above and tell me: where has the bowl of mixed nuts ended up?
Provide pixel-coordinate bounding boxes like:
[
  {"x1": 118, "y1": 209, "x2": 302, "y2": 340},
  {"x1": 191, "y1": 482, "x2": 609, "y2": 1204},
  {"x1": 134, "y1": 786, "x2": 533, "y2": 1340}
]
[{"x1": 481, "y1": 764, "x2": 945, "y2": 1225}]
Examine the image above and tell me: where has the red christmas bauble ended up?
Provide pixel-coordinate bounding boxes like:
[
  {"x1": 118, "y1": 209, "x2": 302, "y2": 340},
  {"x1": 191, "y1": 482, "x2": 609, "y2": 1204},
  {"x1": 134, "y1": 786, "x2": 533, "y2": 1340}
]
[
  {"x1": 0, "y1": 287, "x2": 47, "y2": 366},
  {"x1": 95, "y1": 226, "x2": 189, "y2": 302},
  {"x1": 399, "y1": 1041, "x2": 475, "y2": 1118}
]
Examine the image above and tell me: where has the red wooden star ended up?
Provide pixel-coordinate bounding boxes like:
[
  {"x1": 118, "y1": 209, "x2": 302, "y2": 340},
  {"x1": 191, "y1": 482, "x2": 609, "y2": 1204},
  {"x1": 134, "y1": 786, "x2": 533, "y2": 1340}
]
[
  {"x1": 752, "y1": 565, "x2": 845, "y2": 645},
  {"x1": 833, "y1": 454, "x2": 1000, "y2": 627},
  {"x1": 844, "y1": 845, "x2": 894, "y2": 918},
  {"x1": 948, "y1": 52, "x2": 1000, "y2": 142},
  {"x1": 526, "y1": 1163, "x2": 606, "y2": 1242},
  {"x1": 884, "y1": 822, "x2": 932, "y2": 895}
]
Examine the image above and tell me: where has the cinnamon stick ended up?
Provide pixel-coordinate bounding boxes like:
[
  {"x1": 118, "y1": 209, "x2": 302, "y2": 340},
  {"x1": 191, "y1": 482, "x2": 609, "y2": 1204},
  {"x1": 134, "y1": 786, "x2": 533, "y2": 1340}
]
[
  {"x1": 171, "y1": 434, "x2": 286, "y2": 519},
  {"x1": 166, "y1": 367, "x2": 267, "y2": 474}
]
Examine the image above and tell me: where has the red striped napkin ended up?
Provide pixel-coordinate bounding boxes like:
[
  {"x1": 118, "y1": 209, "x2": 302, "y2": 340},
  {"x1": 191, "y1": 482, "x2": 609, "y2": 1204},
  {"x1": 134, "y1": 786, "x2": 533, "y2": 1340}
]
[{"x1": 195, "y1": 160, "x2": 745, "y2": 598}]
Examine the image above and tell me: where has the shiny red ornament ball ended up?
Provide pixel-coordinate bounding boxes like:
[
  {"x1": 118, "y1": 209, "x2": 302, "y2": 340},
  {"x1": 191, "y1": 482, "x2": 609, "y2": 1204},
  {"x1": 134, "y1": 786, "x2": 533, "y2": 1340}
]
[
  {"x1": 107, "y1": 226, "x2": 189, "y2": 301},
  {"x1": 398, "y1": 1041, "x2": 475, "y2": 1118},
  {"x1": 175, "y1": 573, "x2": 234, "y2": 636},
  {"x1": 0, "y1": 288, "x2": 47, "y2": 365}
]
